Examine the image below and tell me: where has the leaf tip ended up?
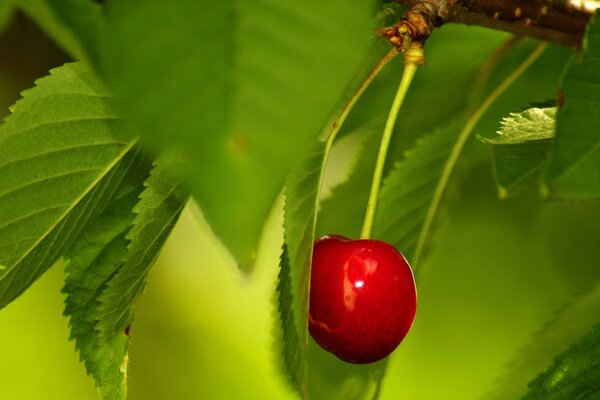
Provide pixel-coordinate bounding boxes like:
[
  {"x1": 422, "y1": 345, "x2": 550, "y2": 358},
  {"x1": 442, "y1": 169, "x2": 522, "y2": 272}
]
[{"x1": 475, "y1": 133, "x2": 490, "y2": 144}]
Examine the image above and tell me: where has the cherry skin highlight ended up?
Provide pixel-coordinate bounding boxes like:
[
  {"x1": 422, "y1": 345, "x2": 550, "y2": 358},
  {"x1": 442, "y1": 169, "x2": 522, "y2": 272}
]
[{"x1": 308, "y1": 235, "x2": 417, "y2": 364}]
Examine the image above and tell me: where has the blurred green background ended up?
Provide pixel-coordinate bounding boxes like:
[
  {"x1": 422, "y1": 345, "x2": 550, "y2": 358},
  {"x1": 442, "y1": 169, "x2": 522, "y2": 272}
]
[{"x1": 1, "y1": 10, "x2": 600, "y2": 400}]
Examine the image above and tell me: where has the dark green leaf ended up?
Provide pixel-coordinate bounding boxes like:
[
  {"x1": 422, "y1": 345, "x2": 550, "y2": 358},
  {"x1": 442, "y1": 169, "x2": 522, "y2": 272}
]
[
  {"x1": 522, "y1": 320, "x2": 600, "y2": 399},
  {"x1": 487, "y1": 280, "x2": 600, "y2": 400},
  {"x1": 16, "y1": 0, "x2": 103, "y2": 62},
  {"x1": 100, "y1": 0, "x2": 376, "y2": 268},
  {"x1": 543, "y1": 15, "x2": 600, "y2": 199},
  {"x1": 0, "y1": 62, "x2": 140, "y2": 309},
  {"x1": 308, "y1": 339, "x2": 387, "y2": 400},
  {"x1": 96, "y1": 162, "x2": 187, "y2": 339},
  {"x1": 482, "y1": 107, "x2": 555, "y2": 198},
  {"x1": 318, "y1": 28, "x2": 509, "y2": 240},
  {"x1": 376, "y1": 40, "x2": 555, "y2": 268},
  {"x1": 275, "y1": 243, "x2": 305, "y2": 395},
  {"x1": 375, "y1": 122, "x2": 461, "y2": 263},
  {"x1": 0, "y1": 0, "x2": 15, "y2": 33},
  {"x1": 63, "y1": 172, "x2": 148, "y2": 400}
]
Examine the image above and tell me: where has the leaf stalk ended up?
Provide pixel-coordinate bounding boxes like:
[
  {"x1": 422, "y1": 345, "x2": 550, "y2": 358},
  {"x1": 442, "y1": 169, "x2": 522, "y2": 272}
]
[
  {"x1": 323, "y1": 48, "x2": 399, "y2": 152},
  {"x1": 411, "y1": 41, "x2": 548, "y2": 270}
]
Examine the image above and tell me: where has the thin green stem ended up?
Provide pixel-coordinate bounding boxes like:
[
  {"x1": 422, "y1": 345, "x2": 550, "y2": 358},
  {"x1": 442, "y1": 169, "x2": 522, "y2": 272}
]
[
  {"x1": 322, "y1": 48, "x2": 398, "y2": 153},
  {"x1": 360, "y1": 55, "x2": 420, "y2": 240},
  {"x1": 313, "y1": 48, "x2": 398, "y2": 248},
  {"x1": 469, "y1": 36, "x2": 523, "y2": 106},
  {"x1": 411, "y1": 42, "x2": 548, "y2": 270}
]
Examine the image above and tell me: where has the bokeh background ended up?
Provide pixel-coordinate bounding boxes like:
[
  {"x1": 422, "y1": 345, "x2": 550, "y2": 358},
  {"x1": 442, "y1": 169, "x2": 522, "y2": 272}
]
[{"x1": 1, "y1": 10, "x2": 600, "y2": 400}]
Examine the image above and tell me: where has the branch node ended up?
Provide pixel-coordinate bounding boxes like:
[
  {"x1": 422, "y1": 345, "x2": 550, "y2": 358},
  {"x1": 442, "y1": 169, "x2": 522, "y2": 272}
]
[
  {"x1": 380, "y1": 1, "x2": 445, "y2": 51},
  {"x1": 404, "y1": 42, "x2": 426, "y2": 65}
]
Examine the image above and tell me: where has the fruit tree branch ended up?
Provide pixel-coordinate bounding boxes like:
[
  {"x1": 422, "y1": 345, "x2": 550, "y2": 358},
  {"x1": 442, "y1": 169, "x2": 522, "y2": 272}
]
[{"x1": 383, "y1": 0, "x2": 597, "y2": 49}]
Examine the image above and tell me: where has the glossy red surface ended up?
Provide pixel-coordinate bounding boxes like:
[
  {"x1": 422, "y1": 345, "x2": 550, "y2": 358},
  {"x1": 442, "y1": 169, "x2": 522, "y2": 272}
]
[{"x1": 308, "y1": 235, "x2": 417, "y2": 364}]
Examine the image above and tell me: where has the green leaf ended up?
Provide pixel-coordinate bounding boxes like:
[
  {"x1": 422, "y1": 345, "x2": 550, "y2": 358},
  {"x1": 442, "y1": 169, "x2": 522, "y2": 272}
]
[
  {"x1": 275, "y1": 126, "x2": 375, "y2": 395},
  {"x1": 307, "y1": 339, "x2": 387, "y2": 400},
  {"x1": 543, "y1": 15, "x2": 600, "y2": 199},
  {"x1": 317, "y1": 28, "x2": 509, "y2": 240},
  {"x1": 375, "y1": 122, "x2": 461, "y2": 263},
  {"x1": 487, "y1": 280, "x2": 600, "y2": 400},
  {"x1": 276, "y1": 142, "x2": 327, "y2": 397},
  {"x1": 96, "y1": 162, "x2": 187, "y2": 339},
  {"x1": 308, "y1": 122, "x2": 391, "y2": 400},
  {"x1": 275, "y1": 243, "x2": 304, "y2": 395},
  {"x1": 482, "y1": 107, "x2": 555, "y2": 198},
  {"x1": 320, "y1": 125, "x2": 375, "y2": 201},
  {"x1": 376, "y1": 40, "x2": 550, "y2": 268},
  {"x1": 16, "y1": 0, "x2": 104, "y2": 62},
  {"x1": 491, "y1": 108, "x2": 556, "y2": 144},
  {"x1": 100, "y1": 0, "x2": 376, "y2": 268},
  {"x1": 0, "y1": 62, "x2": 140, "y2": 310},
  {"x1": 0, "y1": 0, "x2": 15, "y2": 34},
  {"x1": 63, "y1": 173, "x2": 148, "y2": 400},
  {"x1": 522, "y1": 321, "x2": 600, "y2": 399}
]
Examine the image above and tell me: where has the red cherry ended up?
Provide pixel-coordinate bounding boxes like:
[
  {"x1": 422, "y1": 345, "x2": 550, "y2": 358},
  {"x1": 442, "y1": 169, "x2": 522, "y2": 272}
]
[{"x1": 308, "y1": 235, "x2": 417, "y2": 363}]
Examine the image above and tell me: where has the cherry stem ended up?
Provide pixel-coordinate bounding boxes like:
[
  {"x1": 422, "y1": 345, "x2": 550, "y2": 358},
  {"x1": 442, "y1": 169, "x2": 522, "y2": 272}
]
[
  {"x1": 323, "y1": 48, "x2": 398, "y2": 151},
  {"x1": 360, "y1": 45, "x2": 423, "y2": 240}
]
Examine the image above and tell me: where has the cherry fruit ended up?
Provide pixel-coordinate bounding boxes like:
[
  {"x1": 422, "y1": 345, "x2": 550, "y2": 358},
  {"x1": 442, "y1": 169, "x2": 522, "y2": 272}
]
[{"x1": 308, "y1": 235, "x2": 417, "y2": 363}]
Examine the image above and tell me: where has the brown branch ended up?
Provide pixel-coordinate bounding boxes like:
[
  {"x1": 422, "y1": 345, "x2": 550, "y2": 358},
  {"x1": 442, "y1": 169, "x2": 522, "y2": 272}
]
[{"x1": 385, "y1": 0, "x2": 595, "y2": 49}]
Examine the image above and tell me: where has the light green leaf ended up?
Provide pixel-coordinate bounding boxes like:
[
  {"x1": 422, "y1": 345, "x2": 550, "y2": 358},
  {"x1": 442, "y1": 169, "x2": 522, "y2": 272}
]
[
  {"x1": 375, "y1": 122, "x2": 461, "y2": 263},
  {"x1": 63, "y1": 171, "x2": 148, "y2": 400},
  {"x1": 96, "y1": 162, "x2": 187, "y2": 339},
  {"x1": 486, "y1": 280, "x2": 600, "y2": 400},
  {"x1": 16, "y1": 0, "x2": 103, "y2": 62},
  {"x1": 277, "y1": 142, "x2": 327, "y2": 397},
  {"x1": 543, "y1": 15, "x2": 600, "y2": 199},
  {"x1": 492, "y1": 108, "x2": 556, "y2": 144},
  {"x1": 0, "y1": 62, "x2": 140, "y2": 310},
  {"x1": 482, "y1": 107, "x2": 555, "y2": 198},
  {"x1": 522, "y1": 321, "x2": 600, "y2": 399},
  {"x1": 100, "y1": 0, "x2": 376, "y2": 268},
  {"x1": 320, "y1": 120, "x2": 378, "y2": 202}
]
